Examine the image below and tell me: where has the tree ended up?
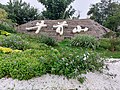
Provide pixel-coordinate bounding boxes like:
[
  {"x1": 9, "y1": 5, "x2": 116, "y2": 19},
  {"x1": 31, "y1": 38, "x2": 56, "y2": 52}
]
[
  {"x1": 0, "y1": 8, "x2": 8, "y2": 21},
  {"x1": 87, "y1": 0, "x2": 120, "y2": 25},
  {"x1": 37, "y1": 0, "x2": 75, "y2": 19},
  {"x1": 1, "y1": 0, "x2": 42, "y2": 25},
  {"x1": 104, "y1": 12, "x2": 120, "y2": 32},
  {"x1": 0, "y1": 8, "x2": 11, "y2": 23}
]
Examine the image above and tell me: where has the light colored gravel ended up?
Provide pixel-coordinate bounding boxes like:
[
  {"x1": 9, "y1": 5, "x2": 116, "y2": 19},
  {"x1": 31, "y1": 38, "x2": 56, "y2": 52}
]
[
  {"x1": 0, "y1": 58, "x2": 120, "y2": 90},
  {"x1": 0, "y1": 74, "x2": 81, "y2": 90}
]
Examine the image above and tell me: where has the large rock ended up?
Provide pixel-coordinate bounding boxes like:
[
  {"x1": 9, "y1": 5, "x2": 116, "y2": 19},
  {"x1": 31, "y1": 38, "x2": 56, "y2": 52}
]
[{"x1": 16, "y1": 19, "x2": 110, "y2": 41}]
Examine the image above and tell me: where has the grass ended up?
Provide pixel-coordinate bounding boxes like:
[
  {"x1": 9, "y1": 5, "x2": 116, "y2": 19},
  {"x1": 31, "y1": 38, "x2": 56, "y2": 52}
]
[
  {"x1": 58, "y1": 39, "x2": 120, "y2": 58},
  {"x1": 99, "y1": 50, "x2": 120, "y2": 58}
]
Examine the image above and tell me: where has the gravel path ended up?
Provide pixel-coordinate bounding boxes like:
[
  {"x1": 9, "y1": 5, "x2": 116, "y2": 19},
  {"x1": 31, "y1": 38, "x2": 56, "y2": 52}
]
[{"x1": 0, "y1": 58, "x2": 120, "y2": 90}]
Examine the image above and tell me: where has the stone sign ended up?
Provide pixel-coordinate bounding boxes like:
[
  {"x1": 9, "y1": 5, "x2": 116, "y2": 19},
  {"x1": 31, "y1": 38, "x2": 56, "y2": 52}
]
[{"x1": 17, "y1": 19, "x2": 110, "y2": 41}]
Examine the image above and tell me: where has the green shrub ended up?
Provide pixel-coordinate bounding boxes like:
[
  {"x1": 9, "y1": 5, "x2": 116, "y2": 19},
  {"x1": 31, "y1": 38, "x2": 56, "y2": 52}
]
[
  {"x1": 0, "y1": 49, "x2": 60, "y2": 80},
  {"x1": 53, "y1": 46, "x2": 104, "y2": 81},
  {"x1": 1, "y1": 35, "x2": 30, "y2": 50},
  {"x1": 0, "y1": 24, "x2": 15, "y2": 33},
  {"x1": 70, "y1": 35, "x2": 99, "y2": 49},
  {"x1": 99, "y1": 38, "x2": 120, "y2": 51},
  {"x1": 59, "y1": 39, "x2": 71, "y2": 46},
  {"x1": 0, "y1": 47, "x2": 104, "y2": 82},
  {"x1": 116, "y1": 32, "x2": 120, "y2": 37},
  {"x1": 99, "y1": 38, "x2": 111, "y2": 50},
  {"x1": 51, "y1": 51, "x2": 104, "y2": 80},
  {"x1": 15, "y1": 34, "x2": 53, "y2": 50},
  {"x1": 38, "y1": 34, "x2": 58, "y2": 46},
  {"x1": 115, "y1": 45, "x2": 120, "y2": 51},
  {"x1": 109, "y1": 38, "x2": 120, "y2": 51}
]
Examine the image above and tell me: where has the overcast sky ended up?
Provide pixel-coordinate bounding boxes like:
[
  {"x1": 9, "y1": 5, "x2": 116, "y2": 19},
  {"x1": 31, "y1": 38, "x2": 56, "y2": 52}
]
[{"x1": 0, "y1": 0, "x2": 103, "y2": 18}]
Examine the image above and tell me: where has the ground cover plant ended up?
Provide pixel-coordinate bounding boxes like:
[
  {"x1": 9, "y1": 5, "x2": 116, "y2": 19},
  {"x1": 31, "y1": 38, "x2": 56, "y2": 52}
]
[
  {"x1": 0, "y1": 30, "x2": 104, "y2": 83},
  {"x1": 0, "y1": 23, "x2": 16, "y2": 33},
  {"x1": 70, "y1": 35, "x2": 99, "y2": 50},
  {"x1": 1, "y1": 35, "x2": 30, "y2": 50},
  {"x1": 0, "y1": 46, "x2": 104, "y2": 82}
]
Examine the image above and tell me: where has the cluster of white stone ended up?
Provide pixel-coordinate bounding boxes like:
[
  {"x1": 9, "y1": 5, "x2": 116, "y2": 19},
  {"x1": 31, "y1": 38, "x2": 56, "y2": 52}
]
[
  {"x1": 0, "y1": 74, "x2": 81, "y2": 90},
  {"x1": 26, "y1": 21, "x2": 89, "y2": 35}
]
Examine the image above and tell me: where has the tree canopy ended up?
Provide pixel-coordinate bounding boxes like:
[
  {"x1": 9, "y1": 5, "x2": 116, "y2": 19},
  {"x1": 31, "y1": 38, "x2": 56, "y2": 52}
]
[
  {"x1": 0, "y1": 0, "x2": 42, "y2": 25},
  {"x1": 104, "y1": 12, "x2": 120, "y2": 32},
  {"x1": 37, "y1": 0, "x2": 75, "y2": 19},
  {"x1": 0, "y1": 8, "x2": 8, "y2": 21},
  {"x1": 87, "y1": 0, "x2": 120, "y2": 25},
  {"x1": 87, "y1": 0, "x2": 120, "y2": 32}
]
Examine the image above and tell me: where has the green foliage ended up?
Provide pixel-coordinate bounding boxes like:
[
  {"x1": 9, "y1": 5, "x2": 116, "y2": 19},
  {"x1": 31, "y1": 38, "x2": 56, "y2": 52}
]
[
  {"x1": 0, "y1": 8, "x2": 8, "y2": 21},
  {"x1": 99, "y1": 38, "x2": 111, "y2": 50},
  {"x1": 70, "y1": 35, "x2": 99, "y2": 49},
  {"x1": 116, "y1": 32, "x2": 120, "y2": 37},
  {"x1": 87, "y1": 0, "x2": 120, "y2": 25},
  {"x1": 54, "y1": 46, "x2": 104, "y2": 79},
  {"x1": 58, "y1": 39, "x2": 71, "y2": 46},
  {"x1": 0, "y1": 47, "x2": 104, "y2": 81},
  {"x1": 0, "y1": 23, "x2": 15, "y2": 33},
  {"x1": 0, "y1": 27, "x2": 105, "y2": 82},
  {"x1": 38, "y1": 34, "x2": 58, "y2": 46},
  {"x1": 109, "y1": 38, "x2": 120, "y2": 51},
  {"x1": 1, "y1": 35, "x2": 30, "y2": 50},
  {"x1": 0, "y1": 33, "x2": 104, "y2": 81},
  {"x1": 0, "y1": 49, "x2": 60, "y2": 80},
  {"x1": 1, "y1": 0, "x2": 41, "y2": 25},
  {"x1": 52, "y1": 51, "x2": 103, "y2": 79},
  {"x1": 99, "y1": 38, "x2": 120, "y2": 51},
  {"x1": 104, "y1": 12, "x2": 120, "y2": 32},
  {"x1": 37, "y1": 0, "x2": 75, "y2": 19},
  {"x1": 102, "y1": 50, "x2": 120, "y2": 58}
]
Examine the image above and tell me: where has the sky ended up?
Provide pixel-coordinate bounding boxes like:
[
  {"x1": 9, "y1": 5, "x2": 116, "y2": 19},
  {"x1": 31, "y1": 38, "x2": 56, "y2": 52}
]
[{"x1": 0, "y1": 0, "x2": 102, "y2": 19}]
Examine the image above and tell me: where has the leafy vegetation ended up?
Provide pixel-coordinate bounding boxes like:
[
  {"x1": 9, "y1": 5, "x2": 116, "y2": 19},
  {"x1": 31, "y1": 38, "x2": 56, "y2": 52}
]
[
  {"x1": 0, "y1": 46, "x2": 104, "y2": 81},
  {"x1": 0, "y1": 23, "x2": 15, "y2": 33},
  {"x1": 87, "y1": 0, "x2": 120, "y2": 32},
  {"x1": 99, "y1": 38, "x2": 111, "y2": 50},
  {"x1": 0, "y1": 8, "x2": 8, "y2": 21},
  {"x1": 1, "y1": 35, "x2": 30, "y2": 50},
  {"x1": 37, "y1": 34, "x2": 58, "y2": 46},
  {"x1": 0, "y1": 0, "x2": 41, "y2": 25},
  {"x1": 37, "y1": 0, "x2": 76, "y2": 19},
  {"x1": 87, "y1": 0, "x2": 120, "y2": 24},
  {"x1": 104, "y1": 12, "x2": 120, "y2": 32},
  {"x1": 70, "y1": 35, "x2": 99, "y2": 50},
  {"x1": 99, "y1": 37, "x2": 120, "y2": 52}
]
